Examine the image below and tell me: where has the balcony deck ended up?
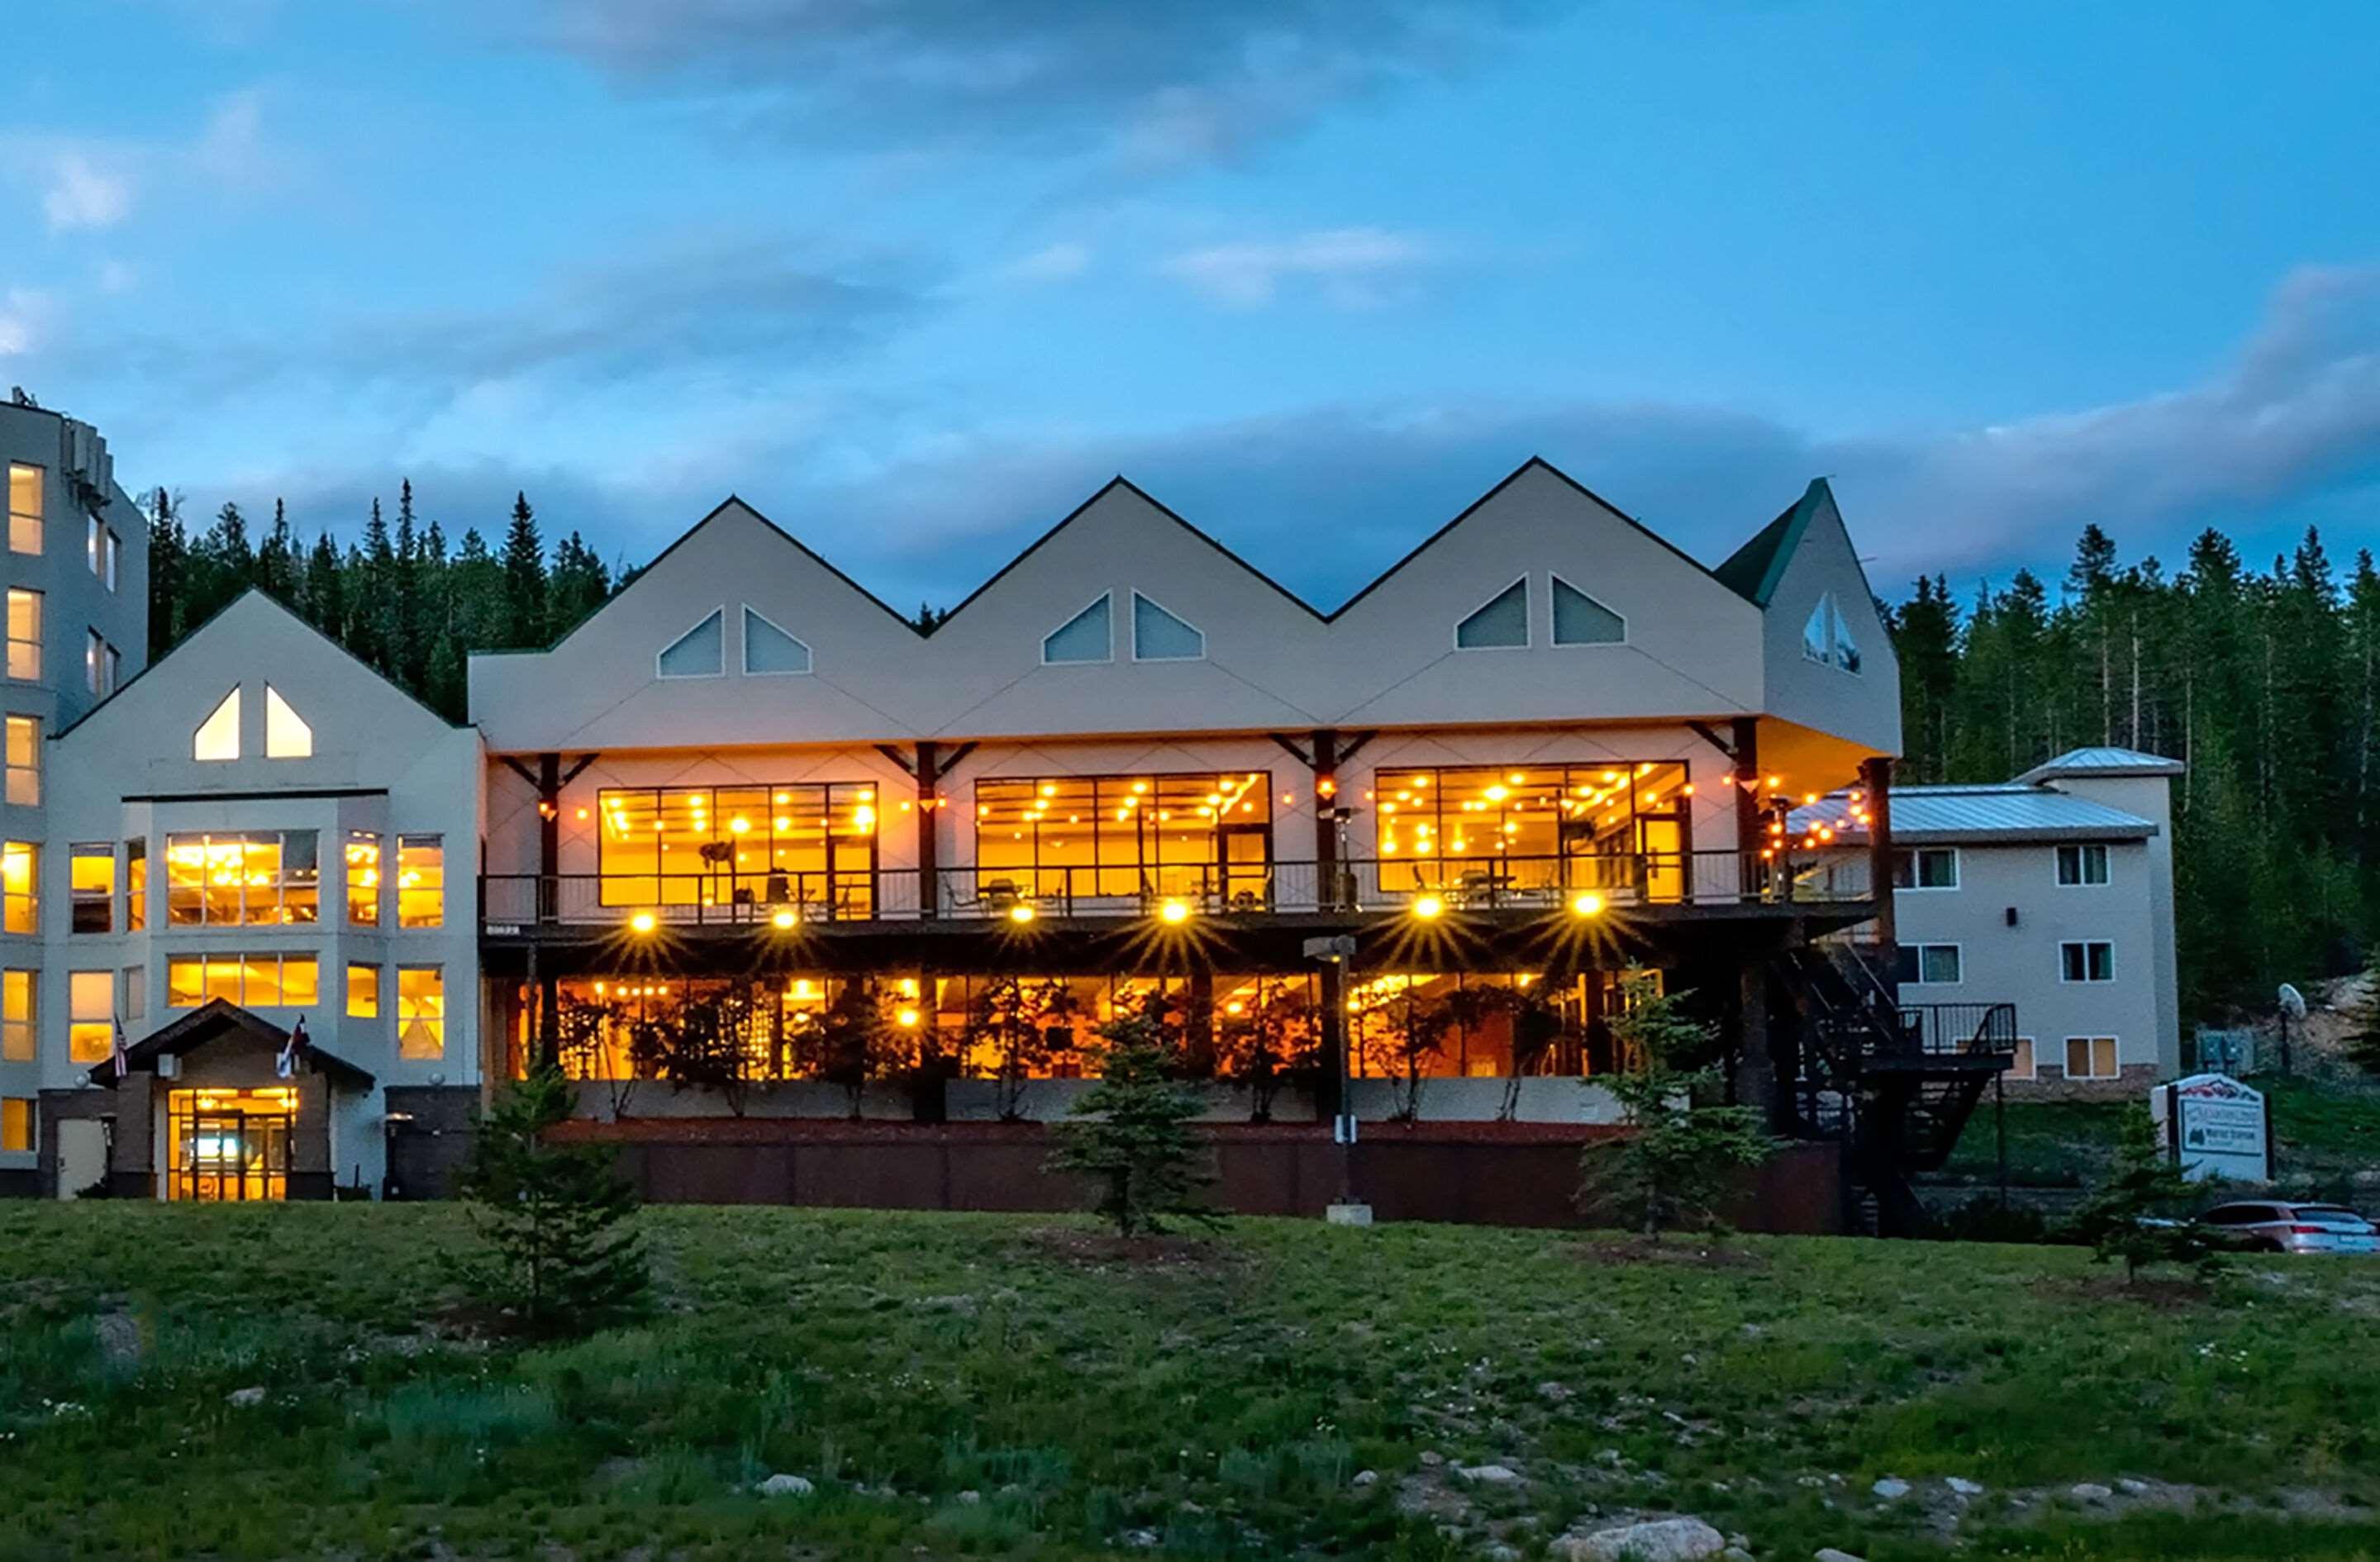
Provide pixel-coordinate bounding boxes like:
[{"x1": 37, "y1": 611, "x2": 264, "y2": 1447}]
[{"x1": 481, "y1": 851, "x2": 1875, "y2": 950}]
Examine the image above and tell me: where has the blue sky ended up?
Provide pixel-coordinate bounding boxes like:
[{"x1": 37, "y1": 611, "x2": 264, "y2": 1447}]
[{"x1": 7, "y1": 1, "x2": 2378, "y2": 610}]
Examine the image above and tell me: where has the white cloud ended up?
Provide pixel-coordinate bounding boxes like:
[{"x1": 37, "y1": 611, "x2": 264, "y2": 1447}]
[
  {"x1": 1162, "y1": 226, "x2": 1436, "y2": 307},
  {"x1": 1006, "y1": 241, "x2": 1092, "y2": 283},
  {"x1": 43, "y1": 152, "x2": 131, "y2": 231},
  {"x1": 95, "y1": 260, "x2": 137, "y2": 295}
]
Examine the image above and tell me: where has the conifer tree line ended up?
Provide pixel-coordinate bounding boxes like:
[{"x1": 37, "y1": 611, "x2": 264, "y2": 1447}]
[
  {"x1": 1888, "y1": 521, "x2": 2380, "y2": 1023},
  {"x1": 143, "y1": 482, "x2": 626, "y2": 723}
]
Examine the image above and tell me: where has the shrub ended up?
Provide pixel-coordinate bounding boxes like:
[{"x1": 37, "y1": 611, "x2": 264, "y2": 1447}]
[
  {"x1": 2073, "y1": 1106, "x2": 2225, "y2": 1283},
  {"x1": 456, "y1": 1060, "x2": 650, "y2": 1336},
  {"x1": 1045, "y1": 1011, "x2": 1221, "y2": 1237}
]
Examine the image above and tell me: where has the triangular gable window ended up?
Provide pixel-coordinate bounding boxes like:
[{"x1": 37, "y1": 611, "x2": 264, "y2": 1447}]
[
  {"x1": 264, "y1": 684, "x2": 312, "y2": 759},
  {"x1": 1042, "y1": 593, "x2": 1112, "y2": 664},
  {"x1": 193, "y1": 686, "x2": 240, "y2": 762},
  {"x1": 1455, "y1": 578, "x2": 1529, "y2": 650},
  {"x1": 1802, "y1": 594, "x2": 1834, "y2": 664},
  {"x1": 1830, "y1": 599, "x2": 1862, "y2": 675},
  {"x1": 1550, "y1": 576, "x2": 1625, "y2": 645},
  {"x1": 1131, "y1": 592, "x2": 1204, "y2": 661},
  {"x1": 657, "y1": 608, "x2": 725, "y2": 679},
  {"x1": 742, "y1": 607, "x2": 812, "y2": 675}
]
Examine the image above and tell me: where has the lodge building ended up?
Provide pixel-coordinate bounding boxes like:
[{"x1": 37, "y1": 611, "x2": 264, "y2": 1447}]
[{"x1": 2, "y1": 426, "x2": 2071, "y2": 1227}]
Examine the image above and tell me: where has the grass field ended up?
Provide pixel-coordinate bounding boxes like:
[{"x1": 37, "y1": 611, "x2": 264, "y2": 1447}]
[
  {"x1": 1943, "y1": 1075, "x2": 2380, "y2": 1189},
  {"x1": 2, "y1": 1205, "x2": 2379, "y2": 1560}
]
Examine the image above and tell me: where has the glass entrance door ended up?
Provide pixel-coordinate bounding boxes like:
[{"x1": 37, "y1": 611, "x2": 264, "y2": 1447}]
[
  {"x1": 1219, "y1": 824, "x2": 1272, "y2": 911},
  {"x1": 167, "y1": 1088, "x2": 294, "y2": 1201}
]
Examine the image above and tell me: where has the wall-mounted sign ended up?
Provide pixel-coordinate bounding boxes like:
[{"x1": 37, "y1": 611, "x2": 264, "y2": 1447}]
[{"x1": 2151, "y1": 1073, "x2": 2271, "y2": 1183}]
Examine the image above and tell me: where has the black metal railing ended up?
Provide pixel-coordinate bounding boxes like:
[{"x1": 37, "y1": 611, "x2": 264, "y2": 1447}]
[
  {"x1": 1888, "y1": 1002, "x2": 2021, "y2": 1059},
  {"x1": 479, "y1": 850, "x2": 1874, "y2": 931}
]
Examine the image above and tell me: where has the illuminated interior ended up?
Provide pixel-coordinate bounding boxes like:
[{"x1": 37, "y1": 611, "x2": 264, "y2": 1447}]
[
  {"x1": 166, "y1": 954, "x2": 320, "y2": 1008},
  {"x1": 263, "y1": 684, "x2": 313, "y2": 759},
  {"x1": 597, "y1": 783, "x2": 878, "y2": 913},
  {"x1": 1373, "y1": 763, "x2": 1688, "y2": 901},
  {"x1": 973, "y1": 772, "x2": 1271, "y2": 904},
  {"x1": 167, "y1": 1087, "x2": 295, "y2": 1202},
  {"x1": 165, "y1": 831, "x2": 320, "y2": 925},
  {"x1": 193, "y1": 686, "x2": 240, "y2": 762}
]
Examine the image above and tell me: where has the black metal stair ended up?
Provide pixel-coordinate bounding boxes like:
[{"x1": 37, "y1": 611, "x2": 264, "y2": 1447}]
[{"x1": 1775, "y1": 941, "x2": 2016, "y2": 1236}]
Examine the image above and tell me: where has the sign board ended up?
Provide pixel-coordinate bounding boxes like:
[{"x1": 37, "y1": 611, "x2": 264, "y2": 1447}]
[
  {"x1": 2150, "y1": 1073, "x2": 2271, "y2": 1183},
  {"x1": 2193, "y1": 1027, "x2": 2254, "y2": 1075}
]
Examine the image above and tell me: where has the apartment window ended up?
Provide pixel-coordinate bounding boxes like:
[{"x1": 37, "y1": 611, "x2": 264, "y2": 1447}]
[
  {"x1": 164, "y1": 954, "x2": 319, "y2": 1008},
  {"x1": 2064, "y1": 1036, "x2": 2119, "y2": 1079},
  {"x1": 397, "y1": 966, "x2": 445, "y2": 1060},
  {"x1": 68, "y1": 969, "x2": 113, "y2": 1063},
  {"x1": 193, "y1": 686, "x2": 240, "y2": 761},
  {"x1": 2060, "y1": 941, "x2": 2115, "y2": 983},
  {"x1": 1455, "y1": 578, "x2": 1530, "y2": 650},
  {"x1": 1, "y1": 970, "x2": 31, "y2": 1062},
  {"x1": 2008, "y1": 1037, "x2": 2036, "y2": 1081},
  {"x1": 973, "y1": 772, "x2": 1269, "y2": 900},
  {"x1": 69, "y1": 844, "x2": 114, "y2": 934},
  {"x1": 397, "y1": 836, "x2": 444, "y2": 927},
  {"x1": 2056, "y1": 844, "x2": 2111, "y2": 886},
  {"x1": 1373, "y1": 761, "x2": 1692, "y2": 898},
  {"x1": 2, "y1": 841, "x2": 34, "y2": 933},
  {"x1": 103, "y1": 529, "x2": 120, "y2": 592},
  {"x1": 7, "y1": 464, "x2": 39, "y2": 555},
  {"x1": 84, "y1": 631, "x2": 104, "y2": 697},
  {"x1": 1893, "y1": 943, "x2": 1963, "y2": 985},
  {"x1": 345, "y1": 831, "x2": 381, "y2": 925},
  {"x1": 164, "y1": 831, "x2": 320, "y2": 926},
  {"x1": 121, "y1": 964, "x2": 145, "y2": 1023},
  {"x1": 0, "y1": 1097, "x2": 29, "y2": 1154},
  {"x1": 3, "y1": 715, "x2": 36, "y2": 806},
  {"x1": 347, "y1": 962, "x2": 380, "y2": 1019},
  {"x1": 7, "y1": 590, "x2": 40, "y2": 682},
  {"x1": 86, "y1": 515, "x2": 102, "y2": 576},
  {"x1": 1892, "y1": 848, "x2": 1959, "y2": 890},
  {"x1": 598, "y1": 784, "x2": 878, "y2": 910},
  {"x1": 125, "y1": 838, "x2": 145, "y2": 931}
]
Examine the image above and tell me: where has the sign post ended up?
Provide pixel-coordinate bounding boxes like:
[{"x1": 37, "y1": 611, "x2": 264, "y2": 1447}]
[{"x1": 2150, "y1": 1073, "x2": 2272, "y2": 1183}]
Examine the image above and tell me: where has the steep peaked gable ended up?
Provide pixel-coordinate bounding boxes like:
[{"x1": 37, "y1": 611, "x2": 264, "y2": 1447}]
[{"x1": 1754, "y1": 478, "x2": 1900, "y2": 753}]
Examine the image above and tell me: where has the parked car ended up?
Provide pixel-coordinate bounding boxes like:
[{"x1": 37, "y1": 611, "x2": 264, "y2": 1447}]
[{"x1": 2197, "y1": 1201, "x2": 2379, "y2": 1255}]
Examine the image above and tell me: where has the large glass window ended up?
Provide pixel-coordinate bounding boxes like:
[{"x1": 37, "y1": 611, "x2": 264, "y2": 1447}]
[
  {"x1": 345, "y1": 832, "x2": 381, "y2": 925},
  {"x1": 397, "y1": 967, "x2": 444, "y2": 1060},
  {"x1": 164, "y1": 831, "x2": 320, "y2": 926},
  {"x1": 2, "y1": 841, "x2": 34, "y2": 933},
  {"x1": 6, "y1": 590, "x2": 39, "y2": 682},
  {"x1": 1, "y1": 970, "x2": 31, "y2": 1062},
  {"x1": 974, "y1": 772, "x2": 1271, "y2": 902},
  {"x1": 69, "y1": 969, "x2": 114, "y2": 1063},
  {"x1": 164, "y1": 955, "x2": 319, "y2": 1008},
  {"x1": 125, "y1": 838, "x2": 145, "y2": 930},
  {"x1": 347, "y1": 962, "x2": 380, "y2": 1019},
  {"x1": 69, "y1": 844, "x2": 114, "y2": 933},
  {"x1": 1373, "y1": 763, "x2": 1690, "y2": 901},
  {"x1": 598, "y1": 783, "x2": 879, "y2": 912},
  {"x1": 397, "y1": 836, "x2": 444, "y2": 927},
  {"x1": 3, "y1": 715, "x2": 35, "y2": 806},
  {"x1": 7, "y1": 464, "x2": 39, "y2": 555},
  {"x1": 0, "y1": 1097, "x2": 27, "y2": 1153}
]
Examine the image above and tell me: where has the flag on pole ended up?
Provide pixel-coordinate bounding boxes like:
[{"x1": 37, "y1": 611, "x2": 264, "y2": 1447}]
[
  {"x1": 276, "y1": 1016, "x2": 311, "y2": 1079},
  {"x1": 111, "y1": 1017, "x2": 128, "y2": 1080}
]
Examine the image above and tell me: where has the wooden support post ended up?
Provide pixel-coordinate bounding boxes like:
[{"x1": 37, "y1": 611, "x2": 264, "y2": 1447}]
[
  {"x1": 914, "y1": 741, "x2": 941, "y2": 918},
  {"x1": 1730, "y1": 717, "x2": 1762, "y2": 898},
  {"x1": 1316, "y1": 960, "x2": 1346, "y2": 1121},
  {"x1": 1861, "y1": 755, "x2": 1897, "y2": 967},
  {"x1": 1311, "y1": 727, "x2": 1340, "y2": 891},
  {"x1": 536, "y1": 751, "x2": 559, "y2": 924}
]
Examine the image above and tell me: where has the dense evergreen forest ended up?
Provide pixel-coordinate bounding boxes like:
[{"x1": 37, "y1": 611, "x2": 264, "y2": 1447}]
[
  {"x1": 143, "y1": 484, "x2": 2363, "y2": 1026},
  {"x1": 1891, "y1": 522, "x2": 2380, "y2": 1023}
]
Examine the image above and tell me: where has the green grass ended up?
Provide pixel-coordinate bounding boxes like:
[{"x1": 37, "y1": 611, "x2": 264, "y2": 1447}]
[
  {"x1": 1944, "y1": 1075, "x2": 2380, "y2": 1189},
  {"x1": 2, "y1": 1206, "x2": 2379, "y2": 1560}
]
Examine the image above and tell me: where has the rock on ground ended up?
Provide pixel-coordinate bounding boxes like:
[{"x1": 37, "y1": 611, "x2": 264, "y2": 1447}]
[
  {"x1": 2070, "y1": 1483, "x2": 2113, "y2": 1502},
  {"x1": 1870, "y1": 1477, "x2": 1910, "y2": 1500},
  {"x1": 1458, "y1": 1464, "x2": 1525, "y2": 1485},
  {"x1": 1945, "y1": 1477, "x2": 1985, "y2": 1497},
  {"x1": 1814, "y1": 1550, "x2": 1868, "y2": 1562},
  {"x1": 1554, "y1": 1516, "x2": 1727, "y2": 1561},
  {"x1": 226, "y1": 1387, "x2": 267, "y2": 1408},
  {"x1": 754, "y1": 1474, "x2": 815, "y2": 1498},
  {"x1": 1351, "y1": 1469, "x2": 1378, "y2": 1488}
]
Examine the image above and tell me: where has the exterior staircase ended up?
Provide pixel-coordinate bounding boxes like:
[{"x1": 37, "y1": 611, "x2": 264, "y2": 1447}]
[{"x1": 1776, "y1": 941, "x2": 2017, "y2": 1236}]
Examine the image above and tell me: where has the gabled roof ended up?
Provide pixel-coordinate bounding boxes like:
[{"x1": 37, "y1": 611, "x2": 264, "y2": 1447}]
[
  {"x1": 2016, "y1": 747, "x2": 2187, "y2": 783},
  {"x1": 1793, "y1": 783, "x2": 2158, "y2": 845},
  {"x1": 90, "y1": 998, "x2": 377, "y2": 1091},
  {"x1": 1714, "y1": 479, "x2": 1830, "y2": 607}
]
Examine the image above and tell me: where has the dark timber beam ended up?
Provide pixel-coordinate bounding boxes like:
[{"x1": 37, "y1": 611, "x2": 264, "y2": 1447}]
[
  {"x1": 1686, "y1": 720, "x2": 1739, "y2": 761},
  {"x1": 1861, "y1": 755, "x2": 1897, "y2": 965}
]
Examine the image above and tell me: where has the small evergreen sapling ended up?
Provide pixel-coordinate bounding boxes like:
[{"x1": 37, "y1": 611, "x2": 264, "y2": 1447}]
[
  {"x1": 457, "y1": 1060, "x2": 650, "y2": 1336},
  {"x1": 1046, "y1": 1011, "x2": 1221, "y2": 1238},
  {"x1": 2076, "y1": 1106, "x2": 2224, "y2": 1285},
  {"x1": 1579, "y1": 973, "x2": 1778, "y2": 1239}
]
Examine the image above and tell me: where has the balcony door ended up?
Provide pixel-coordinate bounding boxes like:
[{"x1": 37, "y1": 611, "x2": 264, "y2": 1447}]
[{"x1": 1219, "y1": 823, "x2": 1272, "y2": 910}]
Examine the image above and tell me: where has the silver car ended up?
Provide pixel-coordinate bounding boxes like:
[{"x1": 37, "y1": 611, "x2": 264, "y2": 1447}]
[{"x1": 2198, "y1": 1201, "x2": 2379, "y2": 1255}]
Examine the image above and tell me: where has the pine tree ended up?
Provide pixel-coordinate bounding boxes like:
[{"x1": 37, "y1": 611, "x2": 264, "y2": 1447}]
[
  {"x1": 548, "y1": 530, "x2": 612, "y2": 640},
  {"x1": 2074, "y1": 1107, "x2": 2222, "y2": 1285},
  {"x1": 1045, "y1": 1008, "x2": 1221, "y2": 1238},
  {"x1": 303, "y1": 531, "x2": 345, "y2": 636},
  {"x1": 145, "y1": 488, "x2": 188, "y2": 658},
  {"x1": 502, "y1": 492, "x2": 549, "y2": 649},
  {"x1": 456, "y1": 1060, "x2": 650, "y2": 1336},
  {"x1": 256, "y1": 498, "x2": 298, "y2": 602}
]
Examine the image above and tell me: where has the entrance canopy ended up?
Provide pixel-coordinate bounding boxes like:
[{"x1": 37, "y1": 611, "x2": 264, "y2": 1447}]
[{"x1": 88, "y1": 998, "x2": 376, "y2": 1092}]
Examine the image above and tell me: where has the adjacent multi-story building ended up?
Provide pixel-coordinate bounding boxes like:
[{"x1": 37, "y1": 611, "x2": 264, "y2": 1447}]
[
  {"x1": 0, "y1": 399, "x2": 149, "y2": 1192},
  {"x1": 7, "y1": 446, "x2": 2035, "y2": 1225}
]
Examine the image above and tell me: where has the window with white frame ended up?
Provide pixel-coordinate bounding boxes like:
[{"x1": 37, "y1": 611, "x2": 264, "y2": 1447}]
[
  {"x1": 1892, "y1": 847, "x2": 1959, "y2": 889},
  {"x1": 68, "y1": 969, "x2": 113, "y2": 1063},
  {"x1": 2060, "y1": 941, "x2": 2115, "y2": 983},
  {"x1": 2056, "y1": 844, "x2": 2111, "y2": 886},
  {"x1": 3, "y1": 715, "x2": 36, "y2": 807},
  {"x1": 1454, "y1": 578, "x2": 1529, "y2": 650},
  {"x1": 2008, "y1": 1037, "x2": 2035, "y2": 1080},
  {"x1": 1549, "y1": 576, "x2": 1625, "y2": 645},
  {"x1": 2063, "y1": 1036, "x2": 2119, "y2": 1079},
  {"x1": 0, "y1": 969, "x2": 31, "y2": 1062},
  {"x1": 5, "y1": 589, "x2": 38, "y2": 682},
  {"x1": 0, "y1": 1098, "x2": 27, "y2": 1154},
  {"x1": 1894, "y1": 943, "x2": 1962, "y2": 984},
  {"x1": 741, "y1": 607, "x2": 812, "y2": 674},
  {"x1": 656, "y1": 608, "x2": 726, "y2": 678},
  {"x1": 1041, "y1": 593, "x2": 1112, "y2": 664},
  {"x1": 69, "y1": 843, "x2": 113, "y2": 934},
  {"x1": 1130, "y1": 592, "x2": 1204, "y2": 661},
  {"x1": 193, "y1": 687, "x2": 239, "y2": 761},
  {"x1": 7, "y1": 464, "x2": 40, "y2": 555}
]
